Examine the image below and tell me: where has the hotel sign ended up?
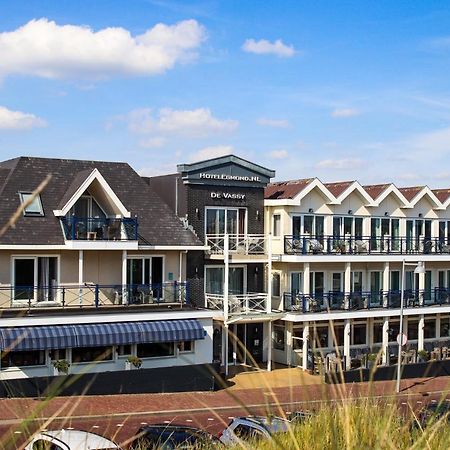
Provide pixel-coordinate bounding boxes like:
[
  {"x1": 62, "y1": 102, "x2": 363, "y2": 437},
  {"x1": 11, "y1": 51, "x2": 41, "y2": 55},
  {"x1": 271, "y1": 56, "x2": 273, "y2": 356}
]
[
  {"x1": 200, "y1": 173, "x2": 261, "y2": 183},
  {"x1": 210, "y1": 192, "x2": 246, "y2": 200}
]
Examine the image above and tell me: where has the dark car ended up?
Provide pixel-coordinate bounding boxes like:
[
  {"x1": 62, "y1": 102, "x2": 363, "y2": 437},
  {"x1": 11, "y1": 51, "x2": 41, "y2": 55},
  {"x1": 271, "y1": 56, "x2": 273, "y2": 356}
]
[{"x1": 129, "y1": 424, "x2": 222, "y2": 449}]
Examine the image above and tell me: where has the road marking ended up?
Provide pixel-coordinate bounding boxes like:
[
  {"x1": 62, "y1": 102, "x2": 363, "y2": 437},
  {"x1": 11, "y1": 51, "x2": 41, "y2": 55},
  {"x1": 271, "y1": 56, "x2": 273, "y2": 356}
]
[
  {"x1": 116, "y1": 424, "x2": 123, "y2": 427},
  {"x1": 140, "y1": 422, "x2": 148, "y2": 425},
  {"x1": 186, "y1": 419, "x2": 193, "y2": 422},
  {"x1": 207, "y1": 418, "x2": 214, "y2": 421},
  {"x1": 13, "y1": 431, "x2": 21, "y2": 434},
  {"x1": 92, "y1": 425, "x2": 99, "y2": 429},
  {"x1": 164, "y1": 420, "x2": 171, "y2": 424}
]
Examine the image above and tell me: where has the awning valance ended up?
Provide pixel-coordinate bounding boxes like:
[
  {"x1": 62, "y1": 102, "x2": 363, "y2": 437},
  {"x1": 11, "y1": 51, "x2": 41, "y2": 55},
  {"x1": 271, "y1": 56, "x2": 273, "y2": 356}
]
[{"x1": 0, "y1": 319, "x2": 206, "y2": 351}]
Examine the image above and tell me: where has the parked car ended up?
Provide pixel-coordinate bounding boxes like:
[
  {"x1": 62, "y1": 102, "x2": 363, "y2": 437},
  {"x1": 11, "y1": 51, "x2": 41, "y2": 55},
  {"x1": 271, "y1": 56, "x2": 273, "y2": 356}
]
[
  {"x1": 218, "y1": 416, "x2": 290, "y2": 445},
  {"x1": 25, "y1": 429, "x2": 120, "y2": 450},
  {"x1": 129, "y1": 424, "x2": 222, "y2": 449}
]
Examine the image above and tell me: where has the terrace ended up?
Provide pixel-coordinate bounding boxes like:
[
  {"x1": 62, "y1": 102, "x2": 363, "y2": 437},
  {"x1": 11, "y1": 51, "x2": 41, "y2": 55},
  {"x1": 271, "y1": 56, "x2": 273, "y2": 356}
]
[
  {"x1": 60, "y1": 216, "x2": 139, "y2": 241},
  {"x1": 284, "y1": 234, "x2": 450, "y2": 256},
  {"x1": 205, "y1": 234, "x2": 267, "y2": 257},
  {"x1": 0, "y1": 281, "x2": 188, "y2": 312},
  {"x1": 283, "y1": 288, "x2": 450, "y2": 313},
  {"x1": 205, "y1": 292, "x2": 268, "y2": 316}
]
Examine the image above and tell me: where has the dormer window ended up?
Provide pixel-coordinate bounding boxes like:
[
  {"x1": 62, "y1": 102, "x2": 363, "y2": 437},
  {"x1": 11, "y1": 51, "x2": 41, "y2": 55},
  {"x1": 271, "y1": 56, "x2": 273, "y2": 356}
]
[{"x1": 19, "y1": 192, "x2": 44, "y2": 216}]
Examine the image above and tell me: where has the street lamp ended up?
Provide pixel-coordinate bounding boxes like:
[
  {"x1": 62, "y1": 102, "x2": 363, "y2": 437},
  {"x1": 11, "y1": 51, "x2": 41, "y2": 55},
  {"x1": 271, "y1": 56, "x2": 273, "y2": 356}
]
[{"x1": 396, "y1": 260, "x2": 426, "y2": 393}]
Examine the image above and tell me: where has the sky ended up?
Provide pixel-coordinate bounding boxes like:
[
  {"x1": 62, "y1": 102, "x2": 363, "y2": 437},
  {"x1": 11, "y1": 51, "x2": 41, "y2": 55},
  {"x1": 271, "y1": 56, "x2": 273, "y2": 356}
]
[{"x1": 0, "y1": 0, "x2": 450, "y2": 186}]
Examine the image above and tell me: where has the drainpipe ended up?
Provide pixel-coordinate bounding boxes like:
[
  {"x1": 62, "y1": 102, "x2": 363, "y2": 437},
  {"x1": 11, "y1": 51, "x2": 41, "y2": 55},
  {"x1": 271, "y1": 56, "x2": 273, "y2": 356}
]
[
  {"x1": 267, "y1": 233, "x2": 273, "y2": 372},
  {"x1": 224, "y1": 233, "x2": 230, "y2": 376},
  {"x1": 78, "y1": 250, "x2": 83, "y2": 306}
]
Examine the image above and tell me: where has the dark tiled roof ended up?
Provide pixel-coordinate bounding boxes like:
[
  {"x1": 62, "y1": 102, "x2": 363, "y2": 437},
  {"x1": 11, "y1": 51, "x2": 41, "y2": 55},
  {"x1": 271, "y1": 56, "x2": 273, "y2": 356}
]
[
  {"x1": 0, "y1": 156, "x2": 201, "y2": 247},
  {"x1": 57, "y1": 168, "x2": 94, "y2": 209},
  {"x1": 433, "y1": 189, "x2": 450, "y2": 203},
  {"x1": 397, "y1": 186, "x2": 424, "y2": 202},
  {"x1": 323, "y1": 181, "x2": 354, "y2": 197},
  {"x1": 363, "y1": 184, "x2": 390, "y2": 200},
  {"x1": 264, "y1": 178, "x2": 314, "y2": 200}
]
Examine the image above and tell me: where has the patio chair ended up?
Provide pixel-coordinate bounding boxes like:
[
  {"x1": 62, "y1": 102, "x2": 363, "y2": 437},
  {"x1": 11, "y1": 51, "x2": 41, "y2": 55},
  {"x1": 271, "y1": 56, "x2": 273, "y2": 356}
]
[
  {"x1": 309, "y1": 239, "x2": 324, "y2": 254},
  {"x1": 354, "y1": 240, "x2": 369, "y2": 254}
]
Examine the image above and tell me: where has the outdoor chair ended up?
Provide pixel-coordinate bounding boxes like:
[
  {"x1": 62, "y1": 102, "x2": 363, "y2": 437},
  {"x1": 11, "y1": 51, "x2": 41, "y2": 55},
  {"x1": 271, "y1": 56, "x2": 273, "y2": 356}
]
[
  {"x1": 309, "y1": 239, "x2": 324, "y2": 254},
  {"x1": 354, "y1": 240, "x2": 369, "y2": 254}
]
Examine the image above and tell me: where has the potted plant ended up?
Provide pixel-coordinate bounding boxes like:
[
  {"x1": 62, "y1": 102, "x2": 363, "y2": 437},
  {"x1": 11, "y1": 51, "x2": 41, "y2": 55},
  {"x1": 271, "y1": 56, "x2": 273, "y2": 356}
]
[
  {"x1": 334, "y1": 240, "x2": 347, "y2": 254},
  {"x1": 366, "y1": 353, "x2": 379, "y2": 370},
  {"x1": 417, "y1": 350, "x2": 429, "y2": 363},
  {"x1": 53, "y1": 359, "x2": 70, "y2": 376},
  {"x1": 125, "y1": 355, "x2": 142, "y2": 370}
]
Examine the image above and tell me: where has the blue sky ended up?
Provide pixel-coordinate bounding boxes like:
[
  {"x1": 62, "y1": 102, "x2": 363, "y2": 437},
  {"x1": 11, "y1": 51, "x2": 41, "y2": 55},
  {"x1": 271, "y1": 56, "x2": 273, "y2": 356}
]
[{"x1": 0, "y1": 0, "x2": 450, "y2": 186}]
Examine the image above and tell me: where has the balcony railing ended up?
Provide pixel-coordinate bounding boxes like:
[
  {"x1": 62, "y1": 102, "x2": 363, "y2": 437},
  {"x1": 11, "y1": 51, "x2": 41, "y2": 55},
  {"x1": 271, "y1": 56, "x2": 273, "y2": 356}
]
[
  {"x1": 283, "y1": 288, "x2": 450, "y2": 313},
  {"x1": 205, "y1": 234, "x2": 266, "y2": 256},
  {"x1": 0, "y1": 282, "x2": 188, "y2": 310},
  {"x1": 61, "y1": 216, "x2": 138, "y2": 241},
  {"x1": 205, "y1": 292, "x2": 268, "y2": 315},
  {"x1": 284, "y1": 235, "x2": 450, "y2": 256}
]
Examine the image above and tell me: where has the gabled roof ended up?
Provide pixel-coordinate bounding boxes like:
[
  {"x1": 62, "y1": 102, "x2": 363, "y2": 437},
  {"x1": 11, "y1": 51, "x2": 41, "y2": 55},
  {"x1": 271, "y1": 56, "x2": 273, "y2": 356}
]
[
  {"x1": 177, "y1": 154, "x2": 275, "y2": 178},
  {"x1": 398, "y1": 186, "x2": 424, "y2": 202},
  {"x1": 265, "y1": 178, "x2": 314, "y2": 200},
  {"x1": 323, "y1": 181, "x2": 354, "y2": 198},
  {"x1": 0, "y1": 156, "x2": 201, "y2": 247},
  {"x1": 54, "y1": 168, "x2": 130, "y2": 217},
  {"x1": 363, "y1": 184, "x2": 391, "y2": 200},
  {"x1": 329, "y1": 180, "x2": 374, "y2": 205},
  {"x1": 433, "y1": 188, "x2": 450, "y2": 204},
  {"x1": 399, "y1": 185, "x2": 441, "y2": 208},
  {"x1": 363, "y1": 183, "x2": 409, "y2": 206}
]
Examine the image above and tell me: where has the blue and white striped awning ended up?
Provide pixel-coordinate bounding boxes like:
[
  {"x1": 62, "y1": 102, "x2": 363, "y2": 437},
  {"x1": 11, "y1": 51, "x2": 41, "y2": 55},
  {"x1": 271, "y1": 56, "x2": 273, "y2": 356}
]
[{"x1": 0, "y1": 319, "x2": 206, "y2": 351}]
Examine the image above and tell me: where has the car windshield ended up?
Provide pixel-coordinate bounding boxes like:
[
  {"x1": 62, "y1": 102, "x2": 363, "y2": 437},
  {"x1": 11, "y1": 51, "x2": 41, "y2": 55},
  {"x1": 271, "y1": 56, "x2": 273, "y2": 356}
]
[{"x1": 251, "y1": 417, "x2": 290, "y2": 433}]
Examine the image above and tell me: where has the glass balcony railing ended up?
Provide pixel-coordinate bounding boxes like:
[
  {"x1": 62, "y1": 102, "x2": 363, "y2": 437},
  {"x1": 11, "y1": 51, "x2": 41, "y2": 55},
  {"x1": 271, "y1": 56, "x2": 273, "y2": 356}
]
[
  {"x1": 283, "y1": 288, "x2": 450, "y2": 313},
  {"x1": 0, "y1": 282, "x2": 188, "y2": 309},
  {"x1": 284, "y1": 235, "x2": 450, "y2": 255},
  {"x1": 61, "y1": 216, "x2": 138, "y2": 241}
]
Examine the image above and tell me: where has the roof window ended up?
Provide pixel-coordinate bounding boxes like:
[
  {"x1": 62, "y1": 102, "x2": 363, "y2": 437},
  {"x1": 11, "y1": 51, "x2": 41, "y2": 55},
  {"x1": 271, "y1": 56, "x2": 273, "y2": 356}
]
[{"x1": 19, "y1": 192, "x2": 44, "y2": 216}]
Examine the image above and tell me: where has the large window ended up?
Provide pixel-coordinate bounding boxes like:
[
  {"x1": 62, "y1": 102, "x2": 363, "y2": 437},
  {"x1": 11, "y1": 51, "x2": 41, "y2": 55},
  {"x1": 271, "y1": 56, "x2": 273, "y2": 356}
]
[
  {"x1": 127, "y1": 257, "x2": 163, "y2": 288},
  {"x1": 1, "y1": 350, "x2": 45, "y2": 367},
  {"x1": 424, "y1": 318, "x2": 436, "y2": 339},
  {"x1": 13, "y1": 256, "x2": 58, "y2": 302},
  {"x1": 313, "y1": 325, "x2": 329, "y2": 348},
  {"x1": 333, "y1": 216, "x2": 363, "y2": 239},
  {"x1": 352, "y1": 323, "x2": 367, "y2": 345},
  {"x1": 273, "y1": 214, "x2": 281, "y2": 237},
  {"x1": 205, "y1": 266, "x2": 245, "y2": 295},
  {"x1": 205, "y1": 207, "x2": 246, "y2": 235},
  {"x1": 406, "y1": 219, "x2": 432, "y2": 252},
  {"x1": 137, "y1": 342, "x2": 175, "y2": 358},
  {"x1": 72, "y1": 346, "x2": 113, "y2": 363},
  {"x1": 292, "y1": 215, "x2": 324, "y2": 238},
  {"x1": 371, "y1": 218, "x2": 400, "y2": 251}
]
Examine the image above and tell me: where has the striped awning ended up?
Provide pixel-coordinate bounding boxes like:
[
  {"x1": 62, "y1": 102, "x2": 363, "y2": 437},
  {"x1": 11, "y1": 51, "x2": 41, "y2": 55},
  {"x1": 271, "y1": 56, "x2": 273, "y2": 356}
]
[{"x1": 0, "y1": 319, "x2": 206, "y2": 351}]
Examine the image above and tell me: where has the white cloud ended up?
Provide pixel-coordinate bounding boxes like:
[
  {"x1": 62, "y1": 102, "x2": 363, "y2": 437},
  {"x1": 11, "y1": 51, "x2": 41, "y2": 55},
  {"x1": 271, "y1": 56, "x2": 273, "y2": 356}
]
[
  {"x1": 138, "y1": 136, "x2": 166, "y2": 148},
  {"x1": 269, "y1": 149, "x2": 289, "y2": 159},
  {"x1": 242, "y1": 38, "x2": 295, "y2": 58},
  {"x1": 126, "y1": 107, "x2": 238, "y2": 137},
  {"x1": 331, "y1": 108, "x2": 360, "y2": 118},
  {"x1": 257, "y1": 118, "x2": 290, "y2": 128},
  {"x1": 190, "y1": 145, "x2": 234, "y2": 162},
  {"x1": 315, "y1": 158, "x2": 365, "y2": 170},
  {"x1": 0, "y1": 18, "x2": 206, "y2": 80},
  {"x1": 0, "y1": 106, "x2": 46, "y2": 130}
]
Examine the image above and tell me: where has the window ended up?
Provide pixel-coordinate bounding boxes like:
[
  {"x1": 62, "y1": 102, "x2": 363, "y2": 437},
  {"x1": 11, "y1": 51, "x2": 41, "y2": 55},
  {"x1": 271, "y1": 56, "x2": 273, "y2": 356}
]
[
  {"x1": 178, "y1": 341, "x2": 194, "y2": 353},
  {"x1": 441, "y1": 316, "x2": 450, "y2": 337},
  {"x1": 273, "y1": 214, "x2": 281, "y2": 237},
  {"x1": 352, "y1": 323, "x2": 367, "y2": 345},
  {"x1": 273, "y1": 322, "x2": 285, "y2": 351},
  {"x1": 72, "y1": 346, "x2": 113, "y2": 363},
  {"x1": 233, "y1": 424, "x2": 264, "y2": 440},
  {"x1": 407, "y1": 320, "x2": 419, "y2": 340},
  {"x1": 373, "y1": 322, "x2": 383, "y2": 343},
  {"x1": 13, "y1": 256, "x2": 58, "y2": 302},
  {"x1": 19, "y1": 192, "x2": 44, "y2": 216},
  {"x1": 1, "y1": 350, "x2": 45, "y2": 367},
  {"x1": 388, "y1": 320, "x2": 400, "y2": 342},
  {"x1": 272, "y1": 273, "x2": 281, "y2": 297},
  {"x1": 49, "y1": 349, "x2": 66, "y2": 361},
  {"x1": 205, "y1": 266, "x2": 245, "y2": 295},
  {"x1": 293, "y1": 326, "x2": 303, "y2": 350},
  {"x1": 127, "y1": 256, "x2": 164, "y2": 300},
  {"x1": 330, "y1": 322, "x2": 344, "y2": 347},
  {"x1": 424, "y1": 318, "x2": 436, "y2": 339},
  {"x1": 117, "y1": 345, "x2": 132, "y2": 356},
  {"x1": 313, "y1": 325, "x2": 328, "y2": 348},
  {"x1": 137, "y1": 342, "x2": 175, "y2": 358}
]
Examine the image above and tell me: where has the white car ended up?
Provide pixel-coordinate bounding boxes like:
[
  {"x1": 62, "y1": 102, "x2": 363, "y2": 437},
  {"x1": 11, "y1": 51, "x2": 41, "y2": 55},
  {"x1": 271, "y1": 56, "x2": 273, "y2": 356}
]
[
  {"x1": 25, "y1": 429, "x2": 120, "y2": 450},
  {"x1": 218, "y1": 416, "x2": 290, "y2": 445}
]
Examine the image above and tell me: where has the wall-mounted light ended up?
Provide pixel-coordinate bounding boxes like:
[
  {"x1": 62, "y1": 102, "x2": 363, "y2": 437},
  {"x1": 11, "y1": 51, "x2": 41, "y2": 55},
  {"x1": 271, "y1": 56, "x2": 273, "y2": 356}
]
[
  {"x1": 384, "y1": 211, "x2": 389, "y2": 217},
  {"x1": 348, "y1": 209, "x2": 353, "y2": 215},
  {"x1": 418, "y1": 213, "x2": 423, "y2": 218},
  {"x1": 256, "y1": 210, "x2": 260, "y2": 221},
  {"x1": 255, "y1": 266, "x2": 259, "y2": 274},
  {"x1": 308, "y1": 208, "x2": 314, "y2": 214},
  {"x1": 195, "y1": 208, "x2": 200, "y2": 219}
]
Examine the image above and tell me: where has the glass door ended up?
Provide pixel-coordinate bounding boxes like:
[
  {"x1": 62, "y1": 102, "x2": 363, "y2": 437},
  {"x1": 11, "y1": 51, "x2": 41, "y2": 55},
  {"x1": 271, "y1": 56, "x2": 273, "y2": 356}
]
[
  {"x1": 370, "y1": 271, "x2": 382, "y2": 306},
  {"x1": 37, "y1": 257, "x2": 57, "y2": 302}
]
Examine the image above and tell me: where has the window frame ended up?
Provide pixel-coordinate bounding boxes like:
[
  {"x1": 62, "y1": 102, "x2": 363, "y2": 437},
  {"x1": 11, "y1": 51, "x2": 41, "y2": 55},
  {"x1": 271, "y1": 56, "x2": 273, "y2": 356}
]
[{"x1": 18, "y1": 192, "x2": 45, "y2": 217}]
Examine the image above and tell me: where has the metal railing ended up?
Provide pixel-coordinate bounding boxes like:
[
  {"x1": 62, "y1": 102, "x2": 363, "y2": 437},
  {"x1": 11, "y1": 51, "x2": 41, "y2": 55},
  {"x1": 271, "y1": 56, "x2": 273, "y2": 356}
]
[
  {"x1": 283, "y1": 288, "x2": 450, "y2": 313},
  {"x1": 0, "y1": 282, "x2": 188, "y2": 310},
  {"x1": 205, "y1": 234, "x2": 266, "y2": 255},
  {"x1": 60, "y1": 216, "x2": 138, "y2": 241},
  {"x1": 284, "y1": 234, "x2": 450, "y2": 255},
  {"x1": 205, "y1": 292, "x2": 268, "y2": 315}
]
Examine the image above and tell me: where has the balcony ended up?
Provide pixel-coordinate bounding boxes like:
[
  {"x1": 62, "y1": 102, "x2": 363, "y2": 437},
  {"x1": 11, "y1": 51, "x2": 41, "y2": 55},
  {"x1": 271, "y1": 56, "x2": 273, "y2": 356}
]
[
  {"x1": 0, "y1": 282, "x2": 188, "y2": 311},
  {"x1": 205, "y1": 234, "x2": 266, "y2": 257},
  {"x1": 283, "y1": 288, "x2": 450, "y2": 313},
  {"x1": 205, "y1": 292, "x2": 268, "y2": 315},
  {"x1": 61, "y1": 216, "x2": 138, "y2": 241},
  {"x1": 284, "y1": 235, "x2": 450, "y2": 256}
]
